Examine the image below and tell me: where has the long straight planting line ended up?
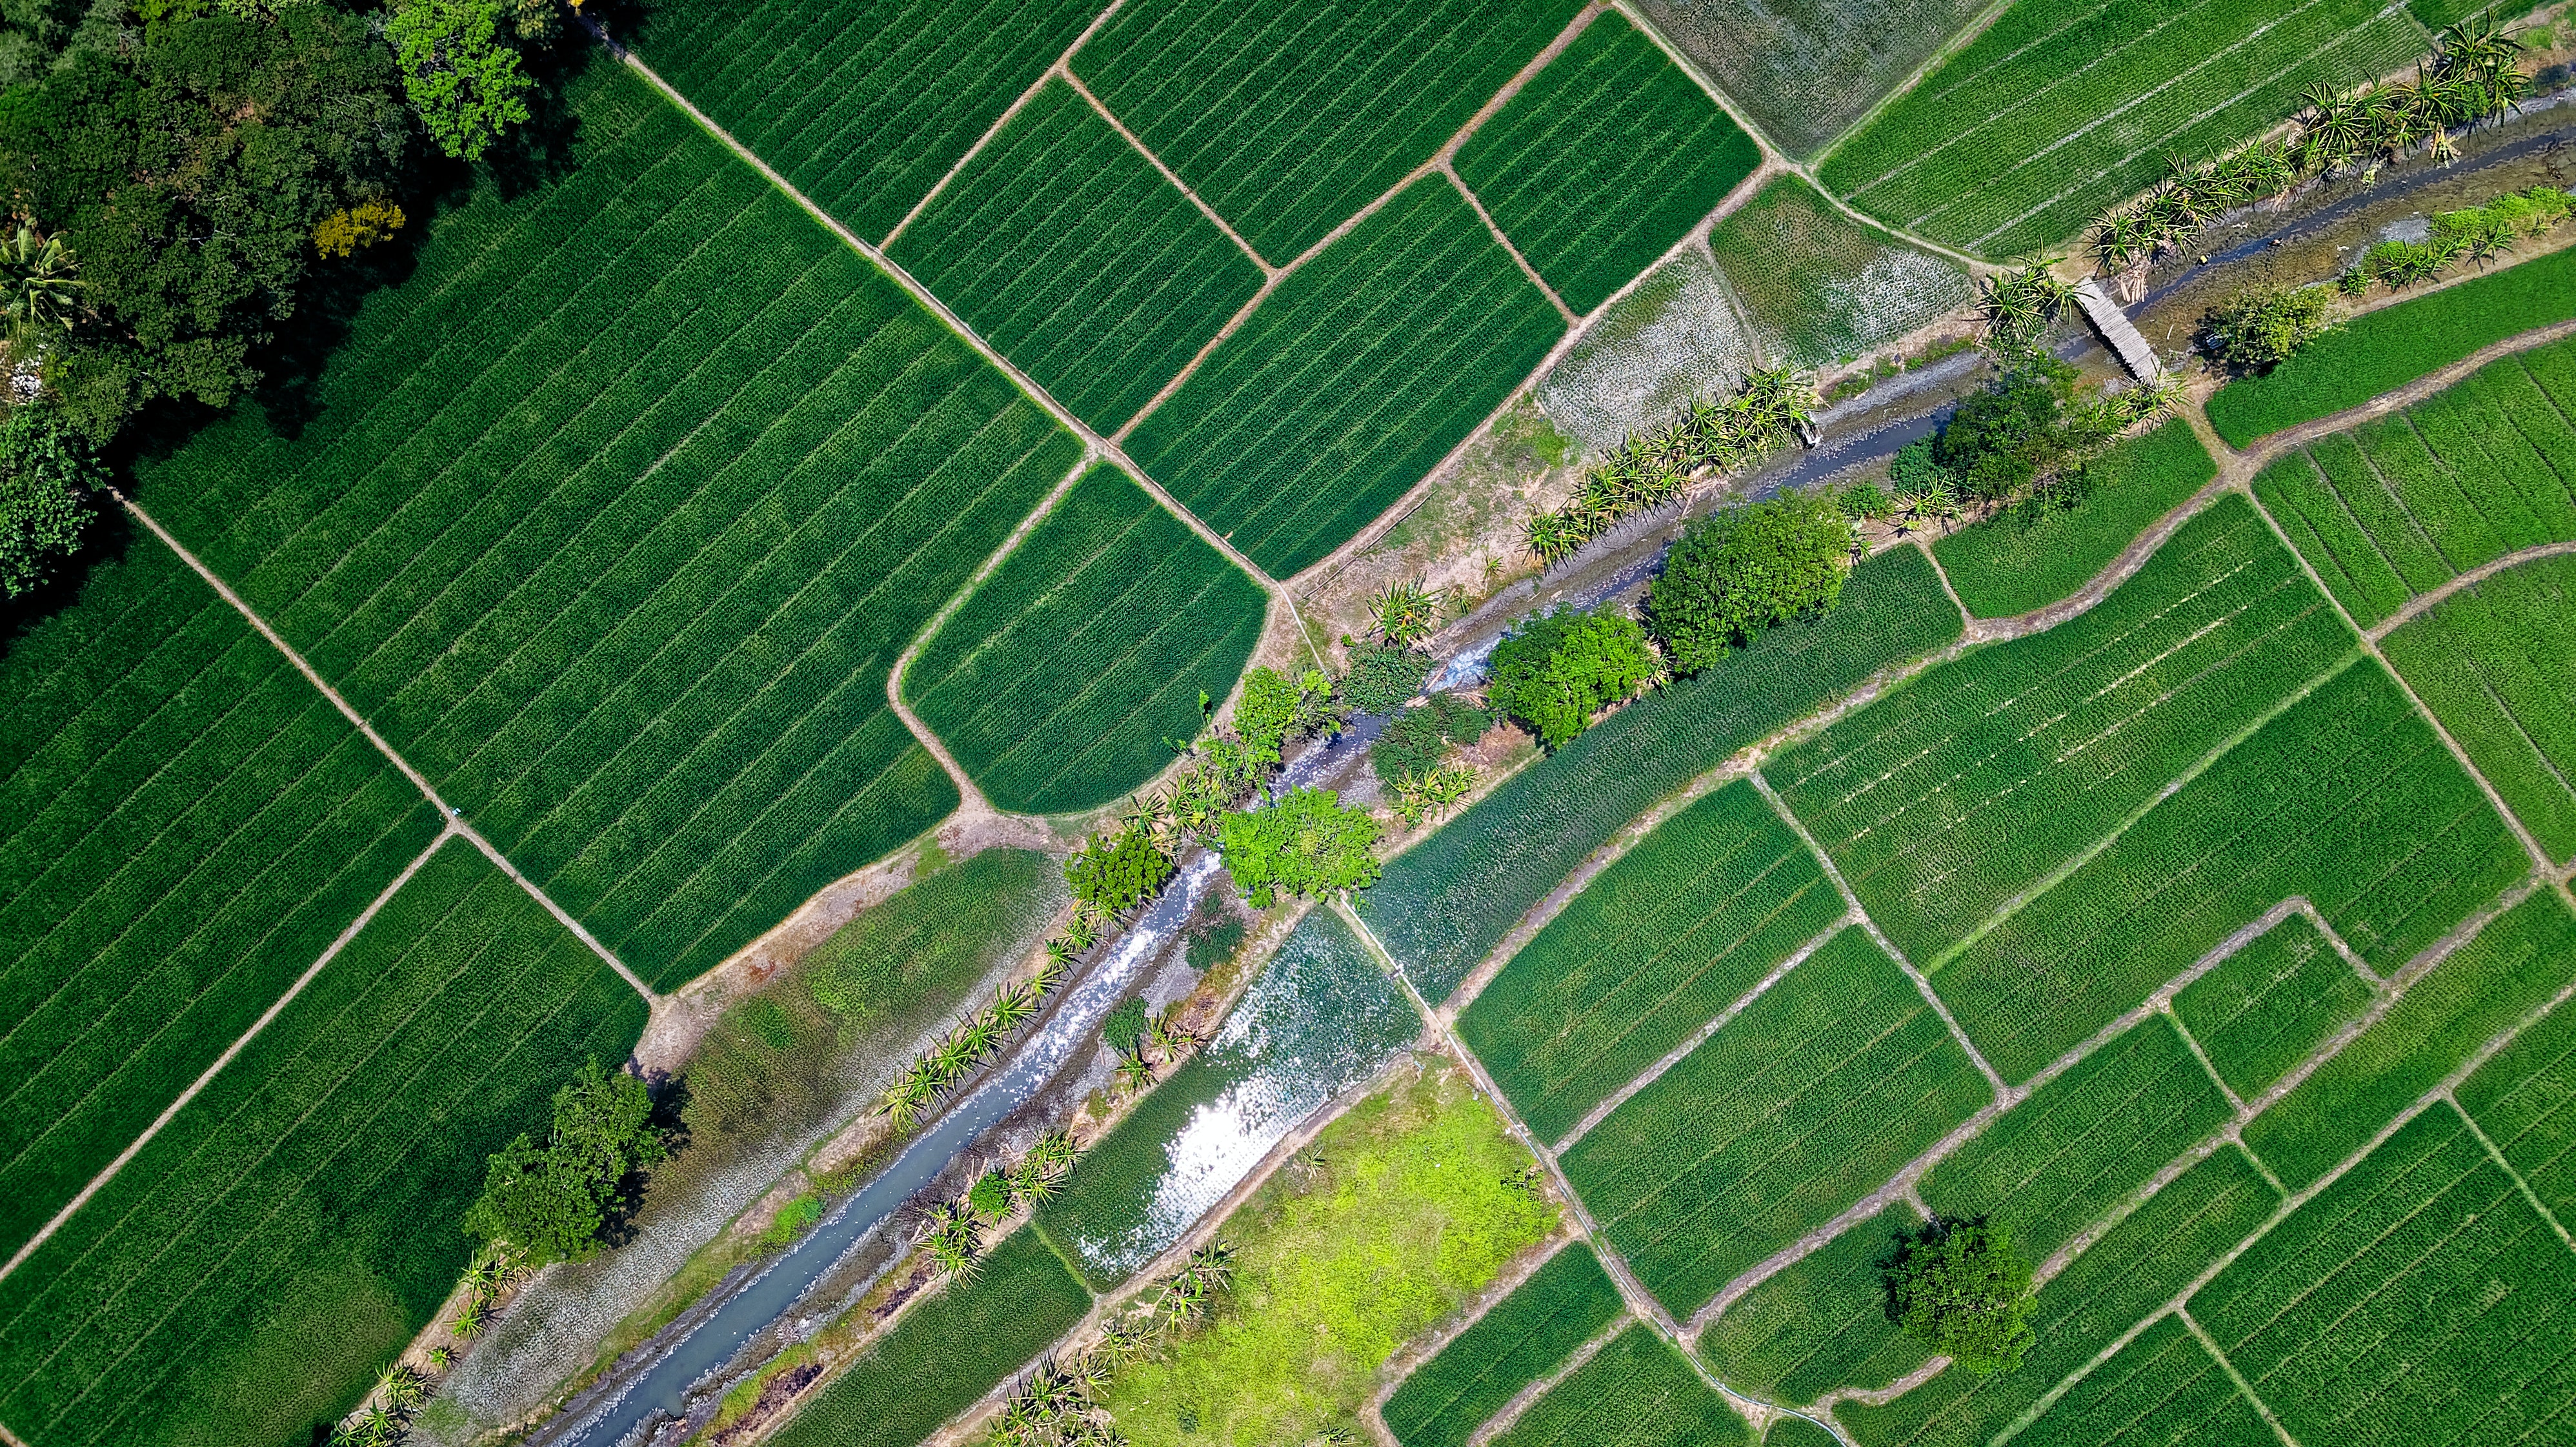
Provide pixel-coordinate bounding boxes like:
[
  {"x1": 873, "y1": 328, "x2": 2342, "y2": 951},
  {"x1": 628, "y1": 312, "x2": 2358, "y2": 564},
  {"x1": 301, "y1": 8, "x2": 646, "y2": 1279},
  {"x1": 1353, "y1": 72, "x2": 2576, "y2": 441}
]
[
  {"x1": 2364, "y1": 538, "x2": 2576, "y2": 641},
  {"x1": 0, "y1": 826, "x2": 454, "y2": 1288},
  {"x1": 112, "y1": 494, "x2": 657, "y2": 1002},
  {"x1": 2173, "y1": 1306, "x2": 2302, "y2": 1447},
  {"x1": 1058, "y1": 65, "x2": 1276, "y2": 275},
  {"x1": 1442, "y1": 162, "x2": 1578, "y2": 323}
]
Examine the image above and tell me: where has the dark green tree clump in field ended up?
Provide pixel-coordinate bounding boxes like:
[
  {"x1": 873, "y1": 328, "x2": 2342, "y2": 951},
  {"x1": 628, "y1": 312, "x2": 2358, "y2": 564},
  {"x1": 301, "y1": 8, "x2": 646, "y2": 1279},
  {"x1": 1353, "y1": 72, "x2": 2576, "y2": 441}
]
[
  {"x1": 1216, "y1": 785, "x2": 1381, "y2": 908},
  {"x1": 1486, "y1": 605, "x2": 1655, "y2": 747},
  {"x1": 1935, "y1": 357, "x2": 2081, "y2": 501},
  {"x1": 1371, "y1": 692, "x2": 1491, "y2": 792},
  {"x1": 1233, "y1": 664, "x2": 1340, "y2": 764},
  {"x1": 0, "y1": 402, "x2": 99, "y2": 594},
  {"x1": 1065, "y1": 826, "x2": 1175, "y2": 916},
  {"x1": 1338, "y1": 641, "x2": 1434, "y2": 715},
  {"x1": 1880, "y1": 1215, "x2": 2038, "y2": 1375},
  {"x1": 1647, "y1": 491, "x2": 1853, "y2": 676},
  {"x1": 2199, "y1": 285, "x2": 2341, "y2": 374},
  {"x1": 467, "y1": 1060, "x2": 671, "y2": 1265}
]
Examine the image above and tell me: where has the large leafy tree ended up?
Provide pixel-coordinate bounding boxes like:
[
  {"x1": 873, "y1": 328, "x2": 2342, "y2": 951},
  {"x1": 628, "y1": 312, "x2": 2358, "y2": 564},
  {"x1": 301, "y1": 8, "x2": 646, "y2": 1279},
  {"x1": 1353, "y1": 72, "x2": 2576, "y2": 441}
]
[
  {"x1": 1065, "y1": 825, "x2": 1176, "y2": 916},
  {"x1": 1216, "y1": 786, "x2": 1380, "y2": 909},
  {"x1": 0, "y1": 401, "x2": 97, "y2": 595},
  {"x1": 465, "y1": 1059, "x2": 669, "y2": 1265},
  {"x1": 1881, "y1": 1216, "x2": 2038, "y2": 1375},
  {"x1": 1486, "y1": 606, "x2": 1655, "y2": 748},
  {"x1": 385, "y1": 0, "x2": 530, "y2": 161},
  {"x1": 1647, "y1": 491, "x2": 1853, "y2": 676},
  {"x1": 1933, "y1": 356, "x2": 2078, "y2": 500}
]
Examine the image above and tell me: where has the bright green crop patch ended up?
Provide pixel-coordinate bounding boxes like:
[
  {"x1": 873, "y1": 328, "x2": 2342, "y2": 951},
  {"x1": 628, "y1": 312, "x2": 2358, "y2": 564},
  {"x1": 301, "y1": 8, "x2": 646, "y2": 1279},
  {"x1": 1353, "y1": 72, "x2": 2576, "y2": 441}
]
[
  {"x1": 1838, "y1": 1146, "x2": 2277, "y2": 1447},
  {"x1": 1624, "y1": 0, "x2": 1989, "y2": 158},
  {"x1": 2171, "y1": 911, "x2": 2375, "y2": 1100},
  {"x1": 1918, "y1": 1016, "x2": 2231, "y2": 1260},
  {"x1": 1453, "y1": 11, "x2": 1760, "y2": 314},
  {"x1": 2197, "y1": 1106, "x2": 2576, "y2": 1446},
  {"x1": 1563, "y1": 929, "x2": 1989, "y2": 1319},
  {"x1": 2243, "y1": 890, "x2": 2576, "y2": 1190},
  {"x1": 887, "y1": 81, "x2": 1266, "y2": 432},
  {"x1": 1073, "y1": 0, "x2": 1582, "y2": 261},
  {"x1": 1491, "y1": 1326, "x2": 1753, "y2": 1447},
  {"x1": 769, "y1": 1228, "x2": 1093, "y2": 1447},
  {"x1": 1125, "y1": 177, "x2": 1562, "y2": 578},
  {"x1": 1820, "y1": 0, "x2": 2427, "y2": 256},
  {"x1": 906, "y1": 467, "x2": 1267, "y2": 813},
  {"x1": 1362, "y1": 547, "x2": 1960, "y2": 1002},
  {"x1": 0, "y1": 838, "x2": 647, "y2": 1447},
  {"x1": 0, "y1": 539, "x2": 441, "y2": 1259},
  {"x1": 627, "y1": 0, "x2": 1098, "y2": 243},
  {"x1": 2209, "y1": 250, "x2": 2576, "y2": 446},
  {"x1": 2015, "y1": 1315, "x2": 2275, "y2": 1447},
  {"x1": 1459, "y1": 780, "x2": 1843, "y2": 1144},
  {"x1": 1696, "y1": 1207, "x2": 1929, "y2": 1404},
  {"x1": 1938, "y1": 658, "x2": 2526, "y2": 1084},
  {"x1": 1933, "y1": 420, "x2": 2218, "y2": 618},
  {"x1": 2383, "y1": 552, "x2": 2576, "y2": 863},
  {"x1": 2459, "y1": 991, "x2": 2576, "y2": 1228},
  {"x1": 1381, "y1": 1242, "x2": 1626, "y2": 1447},
  {"x1": 1773, "y1": 498, "x2": 2350, "y2": 970},
  {"x1": 1705, "y1": 176, "x2": 1974, "y2": 370},
  {"x1": 134, "y1": 56, "x2": 1085, "y2": 991}
]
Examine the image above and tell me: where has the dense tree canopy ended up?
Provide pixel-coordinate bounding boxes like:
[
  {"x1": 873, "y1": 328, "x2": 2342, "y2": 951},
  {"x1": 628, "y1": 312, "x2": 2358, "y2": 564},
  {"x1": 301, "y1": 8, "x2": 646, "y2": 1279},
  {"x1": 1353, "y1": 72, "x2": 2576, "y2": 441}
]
[
  {"x1": 0, "y1": 401, "x2": 96, "y2": 594},
  {"x1": 1881, "y1": 1216, "x2": 2037, "y2": 1375},
  {"x1": 1065, "y1": 825, "x2": 1176, "y2": 916},
  {"x1": 1487, "y1": 606, "x2": 1655, "y2": 747},
  {"x1": 1647, "y1": 492, "x2": 1852, "y2": 675},
  {"x1": 1933, "y1": 357, "x2": 2078, "y2": 500},
  {"x1": 1217, "y1": 785, "x2": 1380, "y2": 908},
  {"x1": 465, "y1": 1060, "x2": 669, "y2": 1265}
]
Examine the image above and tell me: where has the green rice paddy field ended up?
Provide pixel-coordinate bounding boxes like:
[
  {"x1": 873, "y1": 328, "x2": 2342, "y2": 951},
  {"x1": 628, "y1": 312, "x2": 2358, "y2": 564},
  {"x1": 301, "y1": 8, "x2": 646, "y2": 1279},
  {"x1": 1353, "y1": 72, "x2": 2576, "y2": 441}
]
[
  {"x1": 1705, "y1": 177, "x2": 1974, "y2": 370},
  {"x1": 1380, "y1": 1243, "x2": 1626, "y2": 1447},
  {"x1": 0, "y1": 838, "x2": 649, "y2": 1447},
  {"x1": 1624, "y1": 0, "x2": 1991, "y2": 158},
  {"x1": 1490, "y1": 1326, "x2": 1751, "y2": 1447},
  {"x1": 2382, "y1": 552, "x2": 2576, "y2": 864},
  {"x1": 1931, "y1": 419, "x2": 2218, "y2": 618}
]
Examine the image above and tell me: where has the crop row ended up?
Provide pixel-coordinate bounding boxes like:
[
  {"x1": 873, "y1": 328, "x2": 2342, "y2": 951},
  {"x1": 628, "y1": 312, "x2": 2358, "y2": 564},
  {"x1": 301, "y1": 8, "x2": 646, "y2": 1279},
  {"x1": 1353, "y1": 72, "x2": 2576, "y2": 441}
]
[
  {"x1": 2013, "y1": 1314, "x2": 2274, "y2": 1447},
  {"x1": 1822, "y1": 0, "x2": 2426, "y2": 254},
  {"x1": 2169, "y1": 911, "x2": 2375, "y2": 1101},
  {"x1": 1124, "y1": 176, "x2": 1563, "y2": 578},
  {"x1": 1036, "y1": 907, "x2": 1416, "y2": 1288},
  {"x1": 1773, "y1": 497, "x2": 2351, "y2": 967},
  {"x1": 1562, "y1": 928, "x2": 1991, "y2": 1319},
  {"x1": 136, "y1": 59, "x2": 1085, "y2": 989},
  {"x1": 0, "y1": 838, "x2": 649, "y2": 1447},
  {"x1": 2209, "y1": 247, "x2": 2576, "y2": 446},
  {"x1": 887, "y1": 80, "x2": 1266, "y2": 434},
  {"x1": 1695, "y1": 1206, "x2": 1930, "y2": 1404},
  {"x1": 907, "y1": 467, "x2": 1267, "y2": 815},
  {"x1": 2242, "y1": 889, "x2": 2576, "y2": 1189},
  {"x1": 1458, "y1": 780, "x2": 1843, "y2": 1144},
  {"x1": 2459, "y1": 982, "x2": 2576, "y2": 1228},
  {"x1": 1074, "y1": 0, "x2": 1581, "y2": 262},
  {"x1": 2194, "y1": 1106, "x2": 2576, "y2": 1444},
  {"x1": 1932, "y1": 420, "x2": 2218, "y2": 620},
  {"x1": 1838, "y1": 1146, "x2": 2278, "y2": 1444},
  {"x1": 1705, "y1": 177, "x2": 1974, "y2": 372},
  {"x1": 629, "y1": 0, "x2": 1098, "y2": 243},
  {"x1": 0, "y1": 541, "x2": 441, "y2": 1258},
  {"x1": 1452, "y1": 12, "x2": 1760, "y2": 315},
  {"x1": 1361, "y1": 547, "x2": 1961, "y2": 1002},
  {"x1": 2382, "y1": 552, "x2": 2576, "y2": 862},
  {"x1": 1382, "y1": 1242, "x2": 1626, "y2": 1447},
  {"x1": 1493, "y1": 1325, "x2": 1751, "y2": 1447},
  {"x1": 1937, "y1": 657, "x2": 2526, "y2": 1084}
]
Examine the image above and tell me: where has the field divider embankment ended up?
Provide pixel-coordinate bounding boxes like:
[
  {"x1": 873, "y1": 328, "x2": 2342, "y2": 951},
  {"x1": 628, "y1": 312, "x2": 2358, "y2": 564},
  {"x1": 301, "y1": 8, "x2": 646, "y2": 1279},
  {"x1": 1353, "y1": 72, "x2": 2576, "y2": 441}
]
[
  {"x1": 2222, "y1": 316, "x2": 2576, "y2": 463},
  {"x1": 1058, "y1": 65, "x2": 1276, "y2": 276},
  {"x1": 1454, "y1": 1314, "x2": 1635, "y2": 1447},
  {"x1": 2173, "y1": 1306, "x2": 2299, "y2": 1443},
  {"x1": 2364, "y1": 538, "x2": 2576, "y2": 641},
  {"x1": 1441, "y1": 163, "x2": 1578, "y2": 324},
  {"x1": 0, "y1": 826, "x2": 456, "y2": 1288},
  {"x1": 112, "y1": 492, "x2": 658, "y2": 1004},
  {"x1": 2162, "y1": 1004, "x2": 2248, "y2": 1117},
  {"x1": 2450, "y1": 1089, "x2": 2575, "y2": 1253}
]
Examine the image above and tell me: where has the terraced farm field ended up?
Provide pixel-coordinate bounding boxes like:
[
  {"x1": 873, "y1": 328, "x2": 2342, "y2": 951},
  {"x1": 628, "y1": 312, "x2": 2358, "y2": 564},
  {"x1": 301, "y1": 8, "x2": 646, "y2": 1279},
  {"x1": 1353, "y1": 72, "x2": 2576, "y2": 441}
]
[
  {"x1": 132, "y1": 56, "x2": 1082, "y2": 991},
  {"x1": 2381, "y1": 552, "x2": 2576, "y2": 863},
  {"x1": 1818, "y1": 0, "x2": 2428, "y2": 255},
  {"x1": 904, "y1": 467, "x2": 1267, "y2": 814},
  {"x1": 1382, "y1": 1244, "x2": 1626, "y2": 1447},
  {"x1": 1623, "y1": 0, "x2": 1990, "y2": 158},
  {"x1": 0, "y1": 838, "x2": 648, "y2": 1447},
  {"x1": 1452, "y1": 11, "x2": 1761, "y2": 314},
  {"x1": 2013, "y1": 1315, "x2": 2275, "y2": 1447},
  {"x1": 2169, "y1": 911, "x2": 2375, "y2": 1100},
  {"x1": 2459, "y1": 987, "x2": 2576, "y2": 1224},
  {"x1": 1932, "y1": 420, "x2": 2219, "y2": 618},
  {"x1": 1491, "y1": 1326, "x2": 1750, "y2": 1447},
  {"x1": 1705, "y1": 176, "x2": 1973, "y2": 370},
  {"x1": 0, "y1": 541, "x2": 441, "y2": 1256},
  {"x1": 1693, "y1": 1206, "x2": 1930, "y2": 1402}
]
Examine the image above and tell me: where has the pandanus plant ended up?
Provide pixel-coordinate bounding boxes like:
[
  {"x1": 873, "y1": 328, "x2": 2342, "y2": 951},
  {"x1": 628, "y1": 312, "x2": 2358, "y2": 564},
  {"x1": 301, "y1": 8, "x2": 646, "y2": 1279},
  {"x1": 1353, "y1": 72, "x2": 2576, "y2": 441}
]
[
  {"x1": 1365, "y1": 578, "x2": 1443, "y2": 647},
  {"x1": 0, "y1": 223, "x2": 80, "y2": 340}
]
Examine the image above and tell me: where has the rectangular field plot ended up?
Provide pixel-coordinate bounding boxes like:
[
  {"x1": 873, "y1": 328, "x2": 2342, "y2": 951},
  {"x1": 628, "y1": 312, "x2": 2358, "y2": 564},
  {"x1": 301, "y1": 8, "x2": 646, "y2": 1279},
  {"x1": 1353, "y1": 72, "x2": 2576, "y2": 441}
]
[
  {"x1": 1382, "y1": 1242, "x2": 1627, "y2": 1447},
  {"x1": 903, "y1": 466, "x2": 1267, "y2": 814},
  {"x1": 885, "y1": 79, "x2": 1265, "y2": 433},
  {"x1": 2195, "y1": 1106, "x2": 2576, "y2": 1446},
  {"x1": 133, "y1": 57, "x2": 1085, "y2": 991},
  {"x1": 625, "y1": 0, "x2": 1099, "y2": 244},
  {"x1": 0, "y1": 540, "x2": 441, "y2": 1258},
  {"x1": 1705, "y1": 176, "x2": 1975, "y2": 372},
  {"x1": 1935, "y1": 658, "x2": 2526, "y2": 1084},
  {"x1": 769, "y1": 1228, "x2": 1093, "y2": 1447},
  {"x1": 1562, "y1": 929, "x2": 1990, "y2": 1318},
  {"x1": 2242, "y1": 889, "x2": 2576, "y2": 1190},
  {"x1": 1452, "y1": 11, "x2": 1760, "y2": 314},
  {"x1": 1624, "y1": 0, "x2": 1991, "y2": 158},
  {"x1": 1072, "y1": 0, "x2": 1582, "y2": 261},
  {"x1": 2171, "y1": 911, "x2": 2375, "y2": 1101},
  {"x1": 1838, "y1": 1146, "x2": 2278, "y2": 1447},
  {"x1": 1457, "y1": 780, "x2": 1845, "y2": 1144},
  {"x1": 1490, "y1": 1325, "x2": 1752, "y2": 1447},
  {"x1": 2382, "y1": 552, "x2": 2576, "y2": 863},
  {"x1": 1362, "y1": 548, "x2": 1960, "y2": 1002},
  {"x1": 2013, "y1": 1314, "x2": 2275, "y2": 1447},
  {"x1": 1818, "y1": 0, "x2": 2428, "y2": 256},
  {"x1": 0, "y1": 837, "x2": 647, "y2": 1447},
  {"x1": 1918, "y1": 1017, "x2": 2232, "y2": 1260},
  {"x1": 1695, "y1": 1206, "x2": 1930, "y2": 1404},
  {"x1": 1932, "y1": 420, "x2": 2218, "y2": 620},
  {"x1": 1123, "y1": 177, "x2": 1562, "y2": 578},
  {"x1": 1771, "y1": 497, "x2": 2350, "y2": 969},
  {"x1": 2459, "y1": 990, "x2": 2576, "y2": 1228}
]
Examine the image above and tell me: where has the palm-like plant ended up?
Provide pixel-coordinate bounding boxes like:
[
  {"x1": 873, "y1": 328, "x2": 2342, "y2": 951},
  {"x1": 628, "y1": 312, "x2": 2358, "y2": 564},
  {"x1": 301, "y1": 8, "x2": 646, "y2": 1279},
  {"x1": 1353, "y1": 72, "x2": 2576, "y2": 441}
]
[
  {"x1": 1524, "y1": 509, "x2": 1580, "y2": 567},
  {"x1": 2297, "y1": 81, "x2": 2370, "y2": 175},
  {"x1": 1114, "y1": 1045, "x2": 1153, "y2": 1095},
  {"x1": 1366, "y1": 579, "x2": 1443, "y2": 647},
  {"x1": 377, "y1": 1364, "x2": 428, "y2": 1412},
  {"x1": 0, "y1": 224, "x2": 81, "y2": 339},
  {"x1": 988, "y1": 980, "x2": 1040, "y2": 1031}
]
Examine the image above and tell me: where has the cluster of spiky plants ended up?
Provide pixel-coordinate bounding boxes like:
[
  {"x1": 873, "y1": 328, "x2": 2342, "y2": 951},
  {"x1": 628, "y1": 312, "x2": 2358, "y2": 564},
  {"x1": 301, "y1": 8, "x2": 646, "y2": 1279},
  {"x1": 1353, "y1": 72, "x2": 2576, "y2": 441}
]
[
  {"x1": 1389, "y1": 763, "x2": 1477, "y2": 827},
  {"x1": 920, "y1": 1131, "x2": 1085, "y2": 1281},
  {"x1": 989, "y1": 1354, "x2": 1123, "y2": 1447},
  {"x1": 1365, "y1": 580, "x2": 1446, "y2": 648},
  {"x1": 1523, "y1": 367, "x2": 1815, "y2": 566},
  {"x1": 327, "y1": 1365, "x2": 430, "y2": 1446},
  {"x1": 1152, "y1": 1243, "x2": 1235, "y2": 1327},
  {"x1": 1112, "y1": 1006, "x2": 1204, "y2": 1098},
  {"x1": 447, "y1": 1248, "x2": 527, "y2": 1340},
  {"x1": 881, "y1": 975, "x2": 1059, "y2": 1131},
  {"x1": 1979, "y1": 263, "x2": 2077, "y2": 354}
]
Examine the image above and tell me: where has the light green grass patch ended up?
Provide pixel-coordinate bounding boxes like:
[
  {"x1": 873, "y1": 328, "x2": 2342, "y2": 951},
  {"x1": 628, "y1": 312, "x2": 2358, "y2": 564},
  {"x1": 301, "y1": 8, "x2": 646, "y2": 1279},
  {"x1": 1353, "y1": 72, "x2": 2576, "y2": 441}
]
[{"x1": 1706, "y1": 176, "x2": 1973, "y2": 370}]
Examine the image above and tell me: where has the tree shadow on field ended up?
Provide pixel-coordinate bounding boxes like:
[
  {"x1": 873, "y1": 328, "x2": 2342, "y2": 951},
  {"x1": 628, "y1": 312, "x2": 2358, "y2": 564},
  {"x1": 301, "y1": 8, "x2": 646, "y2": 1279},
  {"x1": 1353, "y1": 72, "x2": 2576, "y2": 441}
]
[{"x1": 0, "y1": 503, "x2": 141, "y2": 667}]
